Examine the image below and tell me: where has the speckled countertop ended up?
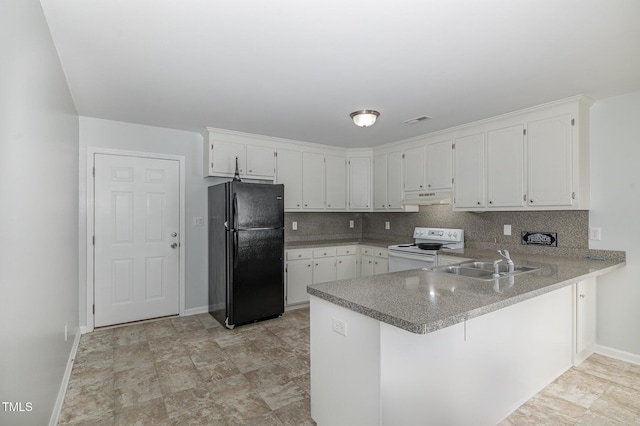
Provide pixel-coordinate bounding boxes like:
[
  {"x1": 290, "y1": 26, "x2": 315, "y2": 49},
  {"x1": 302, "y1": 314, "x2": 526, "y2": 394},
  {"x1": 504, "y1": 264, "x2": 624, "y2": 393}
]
[
  {"x1": 285, "y1": 239, "x2": 394, "y2": 249},
  {"x1": 307, "y1": 249, "x2": 625, "y2": 335}
]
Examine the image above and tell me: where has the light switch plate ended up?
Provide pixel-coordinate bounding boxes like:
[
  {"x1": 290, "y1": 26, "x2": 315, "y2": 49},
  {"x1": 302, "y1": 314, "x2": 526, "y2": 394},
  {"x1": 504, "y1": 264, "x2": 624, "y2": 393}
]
[
  {"x1": 385, "y1": 221, "x2": 390, "y2": 230},
  {"x1": 349, "y1": 220, "x2": 354, "y2": 228},
  {"x1": 292, "y1": 221, "x2": 298, "y2": 231},
  {"x1": 504, "y1": 224, "x2": 512, "y2": 236}
]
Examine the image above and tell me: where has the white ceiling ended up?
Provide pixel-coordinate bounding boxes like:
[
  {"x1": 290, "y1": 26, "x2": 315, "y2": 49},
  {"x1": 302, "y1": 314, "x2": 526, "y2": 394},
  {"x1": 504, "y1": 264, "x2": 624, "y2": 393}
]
[{"x1": 40, "y1": 0, "x2": 640, "y2": 148}]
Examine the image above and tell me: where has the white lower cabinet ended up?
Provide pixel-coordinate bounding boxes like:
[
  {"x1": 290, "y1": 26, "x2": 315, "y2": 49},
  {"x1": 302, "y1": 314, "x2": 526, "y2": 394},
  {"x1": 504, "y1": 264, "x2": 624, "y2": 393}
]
[
  {"x1": 436, "y1": 254, "x2": 473, "y2": 266},
  {"x1": 574, "y1": 278, "x2": 597, "y2": 365},
  {"x1": 336, "y1": 246, "x2": 358, "y2": 280},
  {"x1": 285, "y1": 249, "x2": 313, "y2": 305},
  {"x1": 360, "y1": 246, "x2": 388, "y2": 276},
  {"x1": 285, "y1": 244, "x2": 386, "y2": 306}
]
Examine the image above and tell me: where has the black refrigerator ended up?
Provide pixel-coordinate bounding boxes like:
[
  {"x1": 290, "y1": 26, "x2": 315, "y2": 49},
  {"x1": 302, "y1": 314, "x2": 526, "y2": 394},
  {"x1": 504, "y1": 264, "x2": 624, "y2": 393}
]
[{"x1": 208, "y1": 181, "x2": 285, "y2": 329}]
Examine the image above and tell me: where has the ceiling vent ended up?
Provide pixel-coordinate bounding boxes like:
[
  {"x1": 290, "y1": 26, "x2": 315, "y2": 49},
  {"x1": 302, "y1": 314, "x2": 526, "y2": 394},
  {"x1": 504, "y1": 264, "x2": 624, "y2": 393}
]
[{"x1": 403, "y1": 115, "x2": 432, "y2": 125}]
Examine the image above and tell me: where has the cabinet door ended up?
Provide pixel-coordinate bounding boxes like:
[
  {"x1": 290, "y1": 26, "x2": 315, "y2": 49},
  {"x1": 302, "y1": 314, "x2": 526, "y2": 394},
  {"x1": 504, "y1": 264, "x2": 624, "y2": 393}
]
[
  {"x1": 387, "y1": 151, "x2": 403, "y2": 209},
  {"x1": 453, "y1": 133, "x2": 486, "y2": 208},
  {"x1": 212, "y1": 141, "x2": 245, "y2": 176},
  {"x1": 302, "y1": 152, "x2": 325, "y2": 209},
  {"x1": 374, "y1": 257, "x2": 388, "y2": 275},
  {"x1": 373, "y1": 154, "x2": 388, "y2": 210},
  {"x1": 246, "y1": 144, "x2": 275, "y2": 178},
  {"x1": 286, "y1": 259, "x2": 312, "y2": 305},
  {"x1": 336, "y1": 255, "x2": 358, "y2": 280},
  {"x1": 276, "y1": 149, "x2": 303, "y2": 210},
  {"x1": 313, "y1": 257, "x2": 336, "y2": 284},
  {"x1": 404, "y1": 145, "x2": 425, "y2": 191},
  {"x1": 487, "y1": 125, "x2": 525, "y2": 208},
  {"x1": 426, "y1": 140, "x2": 452, "y2": 190},
  {"x1": 325, "y1": 155, "x2": 347, "y2": 210},
  {"x1": 349, "y1": 156, "x2": 371, "y2": 210},
  {"x1": 527, "y1": 114, "x2": 573, "y2": 207},
  {"x1": 360, "y1": 255, "x2": 375, "y2": 277},
  {"x1": 576, "y1": 278, "x2": 596, "y2": 357}
]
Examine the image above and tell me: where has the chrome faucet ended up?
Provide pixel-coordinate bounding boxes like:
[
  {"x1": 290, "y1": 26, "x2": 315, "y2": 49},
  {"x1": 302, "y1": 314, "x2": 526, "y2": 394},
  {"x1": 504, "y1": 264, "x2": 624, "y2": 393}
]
[
  {"x1": 493, "y1": 259, "x2": 502, "y2": 278},
  {"x1": 498, "y1": 250, "x2": 514, "y2": 273}
]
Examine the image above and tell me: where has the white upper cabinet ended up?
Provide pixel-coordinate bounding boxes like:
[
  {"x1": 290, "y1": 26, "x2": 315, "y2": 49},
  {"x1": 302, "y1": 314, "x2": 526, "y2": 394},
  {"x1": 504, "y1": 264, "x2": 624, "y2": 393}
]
[
  {"x1": 387, "y1": 151, "x2": 404, "y2": 209},
  {"x1": 486, "y1": 124, "x2": 525, "y2": 208},
  {"x1": 325, "y1": 154, "x2": 347, "y2": 210},
  {"x1": 276, "y1": 148, "x2": 302, "y2": 210},
  {"x1": 373, "y1": 153, "x2": 388, "y2": 210},
  {"x1": 403, "y1": 145, "x2": 425, "y2": 191},
  {"x1": 245, "y1": 144, "x2": 275, "y2": 178},
  {"x1": 453, "y1": 133, "x2": 486, "y2": 209},
  {"x1": 203, "y1": 129, "x2": 275, "y2": 179},
  {"x1": 302, "y1": 152, "x2": 326, "y2": 209},
  {"x1": 453, "y1": 96, "x2": 592, "y2": 211},
  {"x1": 349, "y1": 155, "x2": 372, "y2": 210},
  {"x1": 425, "y1": 139, "x2": 453, "y2": 190},
  {"x1": 527, "y1": 114, "x2": 573, "y2": 207}
]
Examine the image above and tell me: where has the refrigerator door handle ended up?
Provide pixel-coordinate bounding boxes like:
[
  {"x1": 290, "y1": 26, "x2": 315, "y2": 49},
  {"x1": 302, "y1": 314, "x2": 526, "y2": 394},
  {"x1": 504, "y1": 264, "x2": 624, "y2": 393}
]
[
  {"x1": 232, "y1": 192, "x2": 238, "y2": 231},
  {"x1": 233, "y1": 230, "x2": 239, "y2": 269}
]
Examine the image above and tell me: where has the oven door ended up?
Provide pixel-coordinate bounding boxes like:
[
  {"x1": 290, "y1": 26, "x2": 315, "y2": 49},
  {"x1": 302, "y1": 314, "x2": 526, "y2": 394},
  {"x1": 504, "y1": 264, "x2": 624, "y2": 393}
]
[{"x1": 388, "y1": 251, "x2": 436, "y2": 272}]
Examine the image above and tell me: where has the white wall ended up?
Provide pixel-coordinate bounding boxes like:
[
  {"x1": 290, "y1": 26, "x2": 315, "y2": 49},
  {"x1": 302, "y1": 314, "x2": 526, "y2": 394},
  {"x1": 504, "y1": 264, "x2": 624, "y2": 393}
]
[
  {"x1": 78, "y1": 117, "x2": 227, "y2": 327},
  {"x1": 590, "y1": 90, "x2": 640, "y2": 359},
  {"x1": 0, "y1": 1, "x2": 79, "y2": 425}
]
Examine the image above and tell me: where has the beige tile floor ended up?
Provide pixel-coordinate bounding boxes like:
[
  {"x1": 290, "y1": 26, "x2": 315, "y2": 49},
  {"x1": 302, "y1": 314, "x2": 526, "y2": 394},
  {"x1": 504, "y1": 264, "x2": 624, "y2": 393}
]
[{"x1": 60, "y1": 307, "x2": 640, "y2": 425}]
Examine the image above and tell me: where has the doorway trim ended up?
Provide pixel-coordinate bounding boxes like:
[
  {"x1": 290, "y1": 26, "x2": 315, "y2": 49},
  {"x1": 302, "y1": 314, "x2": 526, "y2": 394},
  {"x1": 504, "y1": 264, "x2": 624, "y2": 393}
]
[{"x1": 85, "y1": 147, "x2": 186, "y2": 332}]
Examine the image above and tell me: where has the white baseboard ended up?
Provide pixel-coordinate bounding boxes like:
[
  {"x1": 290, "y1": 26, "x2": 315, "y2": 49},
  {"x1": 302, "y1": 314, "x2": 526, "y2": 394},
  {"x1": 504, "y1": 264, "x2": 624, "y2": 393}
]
[
  {"x1": 79, "y1": 325, "x2": 91, "y2": 334},
  {"x1": 595, "y1": 344, "x2": 640, "y2": 366},
  {"x1": 49, "y1": 329, "x2": 82, "y2": 426},
  {"x1": 285, "y1": 302, "x2": 309, "y2": 312},
  {"x1": 184, "y1": 305, "x2": 210, "y2": 316}
]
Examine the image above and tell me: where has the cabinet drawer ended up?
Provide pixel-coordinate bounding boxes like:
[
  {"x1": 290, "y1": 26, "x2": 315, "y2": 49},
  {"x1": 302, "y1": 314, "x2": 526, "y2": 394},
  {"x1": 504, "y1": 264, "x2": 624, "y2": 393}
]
[
  {"x1": 360, "y1": 246, "x2": 374, "y2": 256},
  {"x1": 286, "y1": 250, "x2": 312, "y2": 260},
  {"x1": 336, "y1": 246, "x2": 358, "y2": 256},
  {"x1": 313, "y1": 248, "x2": 337, "y2": 258},
  {"x1": 375, "y1": 249, "x2": 388, "y2": 258}
]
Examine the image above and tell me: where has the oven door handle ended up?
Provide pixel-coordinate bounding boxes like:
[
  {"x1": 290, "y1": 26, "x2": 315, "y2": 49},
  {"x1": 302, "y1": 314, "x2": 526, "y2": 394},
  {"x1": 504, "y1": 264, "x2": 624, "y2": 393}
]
[{"x1": 388, "y1": 251, "x2": 437, "y2": 263}]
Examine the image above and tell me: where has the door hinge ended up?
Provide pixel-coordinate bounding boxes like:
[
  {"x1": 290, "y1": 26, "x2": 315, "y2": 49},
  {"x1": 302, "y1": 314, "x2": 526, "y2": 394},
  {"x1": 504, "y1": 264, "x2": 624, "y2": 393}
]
[
  {"x1": 452, "y1": 177, "x2": 454, "y2": 184},
  {"x1": 571, "y1": 118, "x2": 575, "y2": 126},
  {"x1": 523, "y1": 128, "x2": 527, "y2": 136},
  {"x1": 452, "y1": 143, "x2": 456, "y2": 149},
  {"x1": 211, "y1": 143, "x2": 213, "y2": 149},
  {"x1": 452, "y1": 178, "x2": 455, "y2": 184},
  {"x1": 92, "y1": 304, "x2": 95, "y2": 315},
  {"x1": 92, "y1": 167, "x2": 95, "y2": 177},
  {"x1": 402, "y1": 154, "x2": 405, "y2": 159},
  {"x1": 572, "y1": 191, "x2": 576, "y2": 200},
  {"x1": 92, "y1": 235, "x2": 95, "y2": 245},
  {"x1": 523, "y1": 194, "x2": 527, "y2": 202},
  {"x1": 274, "y1": 151, "x2": 277, "y2": 157}
]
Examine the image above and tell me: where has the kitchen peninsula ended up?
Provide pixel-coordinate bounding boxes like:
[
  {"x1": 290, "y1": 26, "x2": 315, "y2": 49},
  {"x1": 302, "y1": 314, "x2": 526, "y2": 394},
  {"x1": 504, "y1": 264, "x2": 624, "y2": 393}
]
[{"x1": 307, "y1": 250, "x2": 625, "y2": 425}]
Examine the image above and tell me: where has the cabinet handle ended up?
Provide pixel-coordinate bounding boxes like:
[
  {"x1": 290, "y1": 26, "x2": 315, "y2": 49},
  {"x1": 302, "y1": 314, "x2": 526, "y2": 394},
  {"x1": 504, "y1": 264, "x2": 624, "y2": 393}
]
[
  {"x1": 298, "y1": 254, "x2": 302, "y2": 258},
  {"x1": 328, "y1": 204, "x2": 331, "y2": 207},
  {"x1": 579, "y1": 294, "x2": 585, "y2": 299},
  {"x1": 489, "y1": 201, "x2": 493, "y2": 204},
  {"x1": 428, "y1": 184, "x2": 431, "y2": 187},
  {"x1": 530, "y1": 199, "x2": 534, "y2": 203},
  {"x1": 297, "y1": 204, "x2": 300, "y2": 207},
  {"x1": 307, "y1": 264, "x2": 311, "y2": 267},
  {"x1": 304, "y1": 204, "x2": 308, "y2": 207},
  {"x1": 477, "y1": 202, "x2": 481, "y2": 205},
  {"x1": 339, "y1": 260, "x2": 342, "y2": 264},
  {"x1": 249, "y1": 169, "x2": 252, "y2": 172},
  {"x1": 315, "y1": 263, "x2": 318, "y2": 266}
]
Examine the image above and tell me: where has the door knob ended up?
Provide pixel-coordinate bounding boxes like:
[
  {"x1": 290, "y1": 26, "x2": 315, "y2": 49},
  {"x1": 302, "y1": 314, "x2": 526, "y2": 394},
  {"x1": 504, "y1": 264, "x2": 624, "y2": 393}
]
[
  {"x1": 171, "y1": 232, "x2": 177, "y2": 237},
  {"x1": 171, "y1": 243, "x2": 178, "y2": 249}
]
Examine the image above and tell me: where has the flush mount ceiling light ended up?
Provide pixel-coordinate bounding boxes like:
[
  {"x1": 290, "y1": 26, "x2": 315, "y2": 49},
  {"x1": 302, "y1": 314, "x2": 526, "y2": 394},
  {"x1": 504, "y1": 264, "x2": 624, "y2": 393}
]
[{"x1": 350, "y1": 110, "x2": 380, "y2": 127}]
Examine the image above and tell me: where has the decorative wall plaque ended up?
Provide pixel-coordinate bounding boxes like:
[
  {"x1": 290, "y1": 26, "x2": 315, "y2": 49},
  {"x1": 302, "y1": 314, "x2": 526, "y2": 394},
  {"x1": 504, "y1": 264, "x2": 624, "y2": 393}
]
[{"x1": 521, "y1": 232, "x2": 557, "y2": 247}]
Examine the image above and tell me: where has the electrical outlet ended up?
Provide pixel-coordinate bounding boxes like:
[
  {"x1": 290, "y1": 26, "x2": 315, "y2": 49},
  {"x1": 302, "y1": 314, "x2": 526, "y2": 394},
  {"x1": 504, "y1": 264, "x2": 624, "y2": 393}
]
[
  {"x1": 349, "y1": 220, "x2": 354, "y2": 228},
  {"x1": 589, "y1": 227, "x2": 602, "y2": 241},
  {"x1": 292, "y1": 221, "x2": 298, "y2": 231},
  {"x1": 385, "y1": 221, "x2": 390, "y2": 230},
  {"x1": 192, "y1": 216, "x2": 204, "y2": 226},
  {"x1": 504, "y1": 225, "x2": 512, "y2": 236},
  {"x1": 332, "y1": 318, "x2": 347, "y2": 336}
]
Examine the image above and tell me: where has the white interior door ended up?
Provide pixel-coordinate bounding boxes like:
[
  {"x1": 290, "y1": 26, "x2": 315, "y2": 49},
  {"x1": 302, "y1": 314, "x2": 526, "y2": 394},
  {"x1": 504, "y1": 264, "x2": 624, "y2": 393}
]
[{"x1": 94, "y1": 153, "x2": 180, "y2": 327}]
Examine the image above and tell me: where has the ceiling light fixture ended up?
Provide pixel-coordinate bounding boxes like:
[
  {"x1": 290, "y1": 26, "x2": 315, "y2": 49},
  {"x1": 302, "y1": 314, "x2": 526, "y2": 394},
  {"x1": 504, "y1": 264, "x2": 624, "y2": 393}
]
[{"x1": 350, "y1": 110, "x2": 380, "y2": 128}]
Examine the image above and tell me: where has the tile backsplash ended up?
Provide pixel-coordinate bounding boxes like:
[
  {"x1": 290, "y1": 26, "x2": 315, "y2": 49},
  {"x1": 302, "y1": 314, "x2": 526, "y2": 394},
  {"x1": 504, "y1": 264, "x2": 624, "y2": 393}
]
[{"x1": 286, "y1": 206, "x2": 590, "y2": 251}]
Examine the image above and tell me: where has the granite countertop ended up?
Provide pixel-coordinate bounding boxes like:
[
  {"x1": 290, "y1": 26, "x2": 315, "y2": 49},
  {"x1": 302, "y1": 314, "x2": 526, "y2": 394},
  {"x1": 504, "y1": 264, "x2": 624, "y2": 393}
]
[
  {"x1": 307, "y1": 251, "x2": 625, "y2": 335},
  {"x1": 285, "y1": 239, "x2": 395, "y2": 250}
]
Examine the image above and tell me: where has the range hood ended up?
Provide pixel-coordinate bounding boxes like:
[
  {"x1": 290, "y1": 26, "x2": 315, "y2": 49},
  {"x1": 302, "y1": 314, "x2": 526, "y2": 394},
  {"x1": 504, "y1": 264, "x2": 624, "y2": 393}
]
[{"x1": 403, "y1": 191, "x2": 452, "y2": 206}]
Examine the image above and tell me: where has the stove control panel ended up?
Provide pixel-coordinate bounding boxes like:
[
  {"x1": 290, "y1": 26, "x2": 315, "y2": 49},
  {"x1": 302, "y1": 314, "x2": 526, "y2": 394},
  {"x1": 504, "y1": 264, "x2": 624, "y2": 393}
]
[{"x1": 413, "y1": 227, "x2": 464, "y2": 242}]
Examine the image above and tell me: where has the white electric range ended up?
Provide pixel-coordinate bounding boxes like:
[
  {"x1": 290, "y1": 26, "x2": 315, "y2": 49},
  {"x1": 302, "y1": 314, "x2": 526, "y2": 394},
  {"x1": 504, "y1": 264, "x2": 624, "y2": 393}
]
[{"x1": 388, "y1": 227, "x2": 465, "y2": 272}]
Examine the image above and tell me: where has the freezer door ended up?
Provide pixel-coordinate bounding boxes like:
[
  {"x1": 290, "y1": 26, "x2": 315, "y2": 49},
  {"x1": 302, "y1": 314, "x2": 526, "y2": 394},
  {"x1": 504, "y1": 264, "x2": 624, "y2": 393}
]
[
  {"x1": 231, "y1": 182, "x2": 284, "y2": 230},
  {"x1": 228, "y1": 228, "x2": 284, "y2": 326}
]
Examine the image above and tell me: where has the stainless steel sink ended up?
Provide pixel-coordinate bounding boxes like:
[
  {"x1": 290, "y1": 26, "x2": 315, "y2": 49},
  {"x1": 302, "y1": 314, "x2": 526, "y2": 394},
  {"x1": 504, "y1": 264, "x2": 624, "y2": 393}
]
[{"x1": 431, "y1": 262, "x2": 539, "y2": 281}]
